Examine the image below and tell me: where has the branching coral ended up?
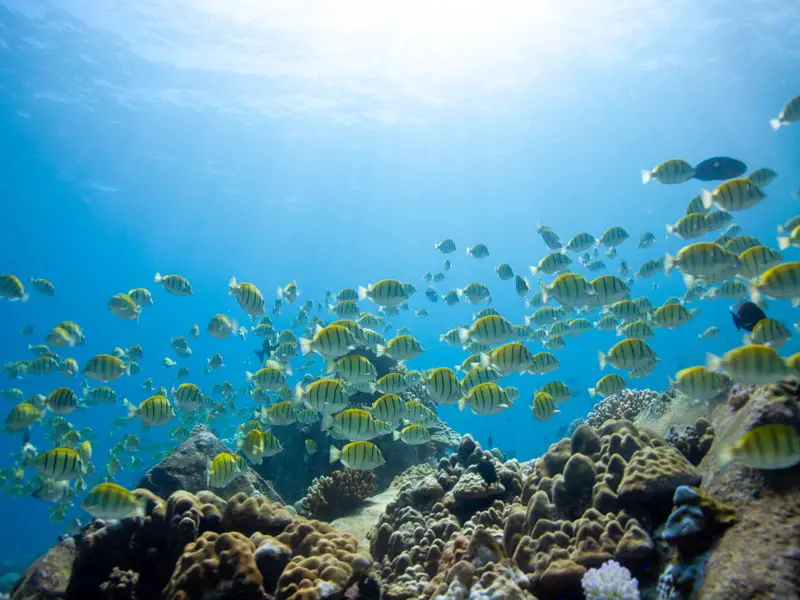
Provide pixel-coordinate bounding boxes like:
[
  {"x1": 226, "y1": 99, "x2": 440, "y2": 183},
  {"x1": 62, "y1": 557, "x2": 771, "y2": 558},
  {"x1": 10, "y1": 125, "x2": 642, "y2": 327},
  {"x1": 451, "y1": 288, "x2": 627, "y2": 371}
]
[{"x1": 298, "y1": 469, "x2": 377, "y2": 521}]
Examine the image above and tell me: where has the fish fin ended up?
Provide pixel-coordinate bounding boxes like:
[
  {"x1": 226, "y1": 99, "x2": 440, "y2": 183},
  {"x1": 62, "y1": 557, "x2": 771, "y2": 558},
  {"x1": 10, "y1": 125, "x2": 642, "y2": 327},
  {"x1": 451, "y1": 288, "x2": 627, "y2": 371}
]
[
  {"x1": 328, "y1": 445, "x2": 341, "y2": 464},
  {"x1": 793, "y1": 297, "x2": 800, "y2": 308},
  {"x1": 457, "y1": 397, "x2": 467, "y2": 411},
  {"x1": 154, "y1": 272, "x2": 163, "y2": 283},
  {"x1": 392, "y1": 430, "x2": 401, "y2": 442},
  {"x1": 700, "y1": 189, "x2": 714, "y2": 210},
  {"x1": 134, "y1": 494, "x2": 148, "y2": 518},
  {"x1": 588, "y1": 388, "x2": 597, "y2": 397},
  {"x1": 597, "y1": 351, "x2": 607, "y2": 370},
  {"x1": 529, "y1": 265, "x2": 539, "y2": 276},
  {"x1": 778, "y1": 237, "x2": 791, "y2": 250},
  {"x1": 706, "y1": 352, "x2": 723, "y2": 372},
  {"x1": 717, "y1": 444, "x2": 734, "y2": 468},
  {"x1": 124, "y1": 399, "x2": 137, "y2": 420},
  {"x1": 457, "y1": 328, "x2": 470, "y2": 344},
  {"x1": 321, "y1": 413, "x2": 334, "y2": 431},
  {"x1": 228, "y1": 276, "x2": 238, "y2": 295},
  {"x1": 769, "y1": 118, "x2": 782, "y2": 131},
  {"x1": 376, "y1": 345, "x2": 387, "y2": 357},
  {"x1": 665, "y1": 224, "x2": 673, "y2": 238},
  {"x1": 641, "y1": 169, "x2": 652, "y2": 184}
]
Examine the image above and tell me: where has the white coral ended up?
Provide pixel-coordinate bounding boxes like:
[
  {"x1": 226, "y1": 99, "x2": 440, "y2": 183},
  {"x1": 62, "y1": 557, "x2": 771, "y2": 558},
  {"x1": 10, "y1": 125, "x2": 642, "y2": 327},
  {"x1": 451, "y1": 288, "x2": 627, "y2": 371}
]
[{"x1": 582, "y1": 560, "x2": 640, "y2": 600}]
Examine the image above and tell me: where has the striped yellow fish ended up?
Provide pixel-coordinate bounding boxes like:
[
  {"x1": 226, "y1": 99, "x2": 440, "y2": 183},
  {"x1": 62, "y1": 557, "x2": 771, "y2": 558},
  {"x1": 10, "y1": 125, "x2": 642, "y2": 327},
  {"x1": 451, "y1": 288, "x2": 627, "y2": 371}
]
[
  {"x1": 228, "y1": 277, "x2": 265, "y2": 317},
  {"x1": 83, "y1": 385, "x2": 117, "y2": 405},
  {"x1": 456, "y1": 282, "x2": 492, "y2": 304},
  {"x1": 642, "y1": 159, "x2": 695, "y2": 184},
  {"x1": 394, "y1": 424, "x2": 431, "y2": 446},
  {"x1": 540, "y1": 381, "x2": 573, "y2": 403},
  {"x1": 537, "y1": 225, "x2": 562, "y2": 249},
  {"x1": 458, "y1": 315, "x2": 514, "y2": 346},
  {"x1": 322, "y1": 408, "x2": 384, "y2": 441},
  {"x1": 484, "y1": 342, "x2": 537, "y2": 375},
  {"x1": 652, "y1": 303, "x2": 697, "y2": 329},
  {"x1": 751, "y1": 262, "x2": 800, "y2": 307},
  {"x1": 108, "y1": 293, "x2": 140, "y2": 321},
  {"x1": 125, "y1": 395, "x2": 175, "y2": 426},
  {"x1": 30, "y1": 277, "x2": 55, "y2": 296},
  {"x1": 707, "y1": 345, "x2": 788, "y2": 384},
  {"x1": 725, "y1": 235, "x2": 761, "y2": 255},
  {"x1": 46, "y1": 388, "x2": 79, "y2": 415},
  {"x1": 686, "y1": 195, "x2": 707, "y2": 215},
  {"x1": 564, "y1": 232, "x2": 596, "y2": 252},
  {"x1": 327, "y1": 355, "x2": 377, "y2": 384},
  {"x1": 371, "y1": 394, "x2": 407, "y2": 422},
  {"x1": 664, "y1": 242, "x2": 740, "y2": 282},
  {"x1": 172, "y1": 383, "x2": 204, "y2": 412},
  {"x1": 246, "y1": 367, "x2": 287, "y2": 390},
  {"x1": 704, "y1": 210, "x2": 734, "y2": 232},
  {"x1": 719, "y1": 424, "x2": 800, "y2": 470},
  {"x1": 599, "y1": 226, "x2": 630, "y2": 248},
  {"x1": 747, "y1": 167, "x2": 778, "y2": 188},
  {"x1": 0, "y1": 274, "x2": 27, "y2": 301},
  {"x1": 590, "y1": 276, "x2": 630, "y2": 305},
  {"x1": 745, "y1": 318, "x2": 791, "y2": 348},
  {"x1": 566, "y1": 318, "x2": 592, "y2": 337},
  {"x1": 737, "y1": 246, "x2": 782, "y2": 280},
  {"x1": 595, "y1": 315, "x2": 620, "y2": 331},
  {"x1": 706, "y1": 279, "x2": 748, "y2": 300},
  {"x1": 669, "y1": 366, "x2": 729, "y2": 401},
  {"x1": 599, "y1": 339, "x2": 657, "y2": 370},
  {"x1": 34, "y1": 447, "x2": 84, "y2": 481},
  {"x1": 260, "y1": 401, "x2": 297, "y2": 426},
  {"x1": 495, "y1": 264, "x2": 514, "y2": 280},
  {"x1": 377, "y1": 335, "x2": 424, "y2": 362},
  {"x1": 617, "y1": 320, "x2": 654, "y2": 340},
  {"x1": 329, "y1": 441, "x2": 385, "y2": 470},
  {"x1": 296, "y1": 379, "x2": 349, "y2": 414},
  {"x1": 541, "y1": 273, "x2": 594, "y2": 306},
  {"x1": 82, "y1": 483, "x2": 147, "y2": 519},
  {"x1": 701, "y1": 178, "x2": 766, "y2": 212},
  {"x1": 83, "y1": 354, "x2": 129, "y2": 382},
  {"x1": 459, "y1": 383, "x2": 511, "y2": 415},
  {"x1": 207, "y1": 314, "x2": 236, "y2": 339},
  {"x1": 589, "y1": 374, "x2": 626, "y2": 398},
  {"x1": 629, "y1": 357, "x2": 660, "y2": 379},
  {"x1": 525, "y1": 306, "x2": 566, "y2": 326},
  {"x1": 358, "y1": 279, "x2": 409, "y2": 307},
  {"x1": 329, "y1": 300, "x2": 360, "y2": 319},
  {"x1": 528, "y1": 351, "x2": 560, "y2": 375},
  {"x1": 207, "y1": 453, "x2": 246, "y2": 488},
  {"x1": 154, "y1": 272, "x2": 193, "y2": 296},
  {"x1": 666, "y1": 213, "x2": 708, "y2": 240},
  {"x1": 529, "y1": 252, "x2": 572, "y2": 276},
  {"x1": 531, "y1": 391, "x2": 559, "y2": 421},
  {"x1": 605, "y1": 299, "x2": 643, "y2": 320},
  {"x1": 376, "y1": 372, "x2": 408, "y2": 394},
  {"x1": 28, "y1": 356, "x2": 60, "y2": 376},
  {"x1": 128, "y1": 288, "x2": 153, "y2": 306},
  {"x1": 299, "y1": 324, "x2": 356, "y2": 358},
  {"x1": 404, "y1": 401, "x2": 437, "y2": 425},
  {"x1": 45, "y1": 327, "x2": 74, "y2": 349},
  {"x1": 4, "y1": 403, "x2": 43, "y2": 430},
  {"x1": 419, "y1": 368, "x2": 461, "y2": 406}
]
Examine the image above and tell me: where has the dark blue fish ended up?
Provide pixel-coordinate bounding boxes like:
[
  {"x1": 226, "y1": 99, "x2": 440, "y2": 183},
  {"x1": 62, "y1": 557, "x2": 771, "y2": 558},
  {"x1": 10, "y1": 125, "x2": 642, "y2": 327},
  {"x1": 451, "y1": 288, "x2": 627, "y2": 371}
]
[
  {"x1": 487, "y1": 433, "x2": 493, "y2": 449},
  {"x1": 731, "y1": 302, "x2": 766, "y2": 333},
  {"x1": 476, "y1": 457, "x2": 497, "y2": 485},
  {"x1": 692, "y1": 157, "x2": 747, "y2": 181},
  {"x1": 254, "y1": 340, "x2": 272, "y2": 364}
]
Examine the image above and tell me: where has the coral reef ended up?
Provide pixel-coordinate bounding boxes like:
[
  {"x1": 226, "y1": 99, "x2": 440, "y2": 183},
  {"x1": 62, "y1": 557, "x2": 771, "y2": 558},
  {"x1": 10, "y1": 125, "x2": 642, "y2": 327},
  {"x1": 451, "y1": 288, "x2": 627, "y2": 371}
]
[
  {"x1": 12, "y1": 487, "x2": 373, "y2": 600},
  {"x1": 577, "y1": 389, "x2": 675, "y2": 430},
  {"x1": 582, "y1": 560, "x2": 639, "y2": 600},
  {"x1": 138, "y1": 425, "x2": 282, "y2": 502},
  {"x1": 297, "y1": 469, "x2": 377, "y2": 520},
  {"x1": 664, "y1": 417, "x2": 715, "y2": 466}
]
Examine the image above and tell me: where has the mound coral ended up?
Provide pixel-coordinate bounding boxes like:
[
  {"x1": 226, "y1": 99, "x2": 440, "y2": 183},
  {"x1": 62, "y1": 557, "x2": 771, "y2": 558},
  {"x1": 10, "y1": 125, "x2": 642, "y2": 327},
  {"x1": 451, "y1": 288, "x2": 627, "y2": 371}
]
[
  {"x1": 582, "y1": 560, "x2": 640, "y2": 600},
  {"x1": 298, "y1": 469, "x2": 377, "y2": 520}
]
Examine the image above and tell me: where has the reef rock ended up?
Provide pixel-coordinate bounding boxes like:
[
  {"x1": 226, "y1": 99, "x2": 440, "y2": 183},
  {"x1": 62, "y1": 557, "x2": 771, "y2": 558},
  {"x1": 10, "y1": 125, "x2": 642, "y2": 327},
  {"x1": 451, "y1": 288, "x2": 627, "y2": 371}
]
[
  {"x1": 138, "y1": 425, "x2": 282, "y2": 502},
  {"x1": 696, "y1": 381, "x2": 800, "y2": 600},
  {"x1": 9, "y1": 537, "x2": 76, "y2": 600}
]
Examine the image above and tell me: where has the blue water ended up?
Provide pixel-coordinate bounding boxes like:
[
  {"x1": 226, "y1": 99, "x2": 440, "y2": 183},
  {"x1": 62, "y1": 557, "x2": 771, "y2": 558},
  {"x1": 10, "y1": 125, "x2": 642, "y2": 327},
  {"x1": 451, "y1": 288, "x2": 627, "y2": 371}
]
[{"x1": 0, "y1": 0, "x2": 798, "y2": 575}]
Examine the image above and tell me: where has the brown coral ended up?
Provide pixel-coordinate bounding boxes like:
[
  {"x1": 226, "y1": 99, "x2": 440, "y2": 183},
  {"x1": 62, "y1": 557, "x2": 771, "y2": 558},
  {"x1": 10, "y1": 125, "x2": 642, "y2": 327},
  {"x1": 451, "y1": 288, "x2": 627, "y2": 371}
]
[
  {"x1": 221, "y1": 492, "x2": 294, "y2": 537},
  {"x1": 298, "y1": 469, "x2": 377, "y2": 521},
  {"x1": 162, "y1": 531, "x2": 265, "y2": 600}
]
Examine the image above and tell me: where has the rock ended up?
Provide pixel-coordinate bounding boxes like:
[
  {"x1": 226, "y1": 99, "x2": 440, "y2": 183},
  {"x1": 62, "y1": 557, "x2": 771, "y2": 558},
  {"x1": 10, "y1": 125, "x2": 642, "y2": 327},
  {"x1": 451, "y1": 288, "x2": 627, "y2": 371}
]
[
  {"x1": 137, "y1": 425, "x2": 282, "y2": 502},
  {"x1": 9, "y1": 537, "x2": 76, "y2": 600}
]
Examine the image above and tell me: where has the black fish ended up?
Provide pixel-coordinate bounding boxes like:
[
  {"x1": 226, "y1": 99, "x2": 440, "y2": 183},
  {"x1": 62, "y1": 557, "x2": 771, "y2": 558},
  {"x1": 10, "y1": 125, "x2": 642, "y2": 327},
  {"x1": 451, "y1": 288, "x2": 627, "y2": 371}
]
[
  {"x1": 254, "y1": 340, "x2": 272, "y2": 364},
  {"x1": 692, "y1": 157, "x2": 747, "y2": 182},
  {"x1": 731, "y1": 301, "x2": 766, "y2": 333},
  {"x1": 477, "y1": 457, "x2": 498, "y2": 485},
  {"x1": 487, "y1": 433, "x2": 493, "y2": 449}
]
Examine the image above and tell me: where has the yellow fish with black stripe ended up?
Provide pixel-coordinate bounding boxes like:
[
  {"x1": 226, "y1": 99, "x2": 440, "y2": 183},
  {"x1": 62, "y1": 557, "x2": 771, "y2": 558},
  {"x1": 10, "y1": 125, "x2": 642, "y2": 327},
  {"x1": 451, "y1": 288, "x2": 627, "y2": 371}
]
[
  {"x1": 154, "y1": 272, "x2": 193, "y2": 296},
  {"x1": 81, "y1": 483, "x2": 147, "y2": 519},
  {"x1": 589, "y1": 374, "x2": 626, "y2": 398},
  {"x1": 664, "y1": 242, "x2": 740, "y2": 283},
  {"x1": 246, "y1": 367, "x2": 288, "y2": 390},
  {"x1": 420, "y1": 368, "x2": 462, "y2": 405},
  {"x1": 750, "y1": 262, "x2": 800, "y2": 307},
  {"x1": 737, "y1": 246, "x2": 782, "y2": 279},
  {"x1": 46, "y1": 387, "x2": 80, "y2": 415},
  {"x1": 458, "y1": 315, "x2": 514, "y2": 346},
  {"x1": 617, "y1": 320, "x2": 654, "y2": 340},
  {"x1": 701, "y1": 178, "x2": 766, "y2": 212},
  {"x1": 531, "y1": 391, "x2": 559, "y2": 421},
  {"x1": 590, "y1": 275, "x2": 630, "y2": 305},
  {"x1": 706, "y1": 345, "x2": 788, "y2": 384},
  {"x1": 376, "y1": 372, "x2": 408, "y2": 395},
  {"x1": 29, "y1": 447, "x2": 85, "y2": 481},
  {"x1": 598, "y1": 338, "x2": 657, "y2": 371},
  {"x1": 393, "y1": 424, "x2": 431, "y2": 445},
  {"x1": 459, "y1": 382, "x2": 512, "y2": 415},
  {"x1": 652, "y1": 303, "x2": 697, "y2": 329},
  {"x1": 125, "y1": 395, "x2": 175, "y2": 426},
  {"x1": 4, "y1": 403, "x2": 44, "y2": 430},
  {"x1": 744, "y1": 318, "x2": 791, "y2": 349},
  {"x1": 0, "y1": 274, "x2": 27, "y2": 301},
  {"x1": 295, "y1": 379, "x2": 349, "y2": 415},
  {"x1": 329, "y1": 441, "x2": 385, "y2": 470},
  {"x1": 669, "y1": 366, "x2": 730, "y2": 401},
  {"x1": 237, "y1": 429, "x2": 283, "y2": 464},
  {"x1": 541, "y1": 273, "x2": 595, "y2": 306},
  {"x1": 299, "y1": 324, "x2": 356, "y2": 358},
  {"x1": 404, "y1": 400, "x2": 437, "y2": 425},
  {"x1": 358, "y1": 279, "x2": 409, "y2": 307},
  {"x1": 327, "y1": 354, "x2": 377, "y2": 384},
  {"x1": 378, "y1": 335, "x2": 425, "y2": 362},
  {"x1": 322, "y1": 408, "x2": 385, "y2": 442},
  {"x1": 719, "y1": 424, "x2": 800, "y2": 470},
  {"x1": 539, "y1": 381, "x2": 573, "y2": 403},
  {"x1": 28, "y1": 356, "x2": 60, "y2": 376},
  {"x1": 529, "y1": 252, "x2": 572, "y2": 276},
  {"x1": 641, "y1": 159, "x2": 695, "y2": 184},
  {"x1": 371, "y1": 394, "x2": 407, "y2": 423},
  {"x1": 228, "y1": 277, "x2": 265, "y2": 317},
  {"x1": 83, "y1": 354, "x2": 129, "y2": 382},
  {"x1": 260, "y1": 401, "x2": 297, "y2": 426},
  {"x1": 207, "y1": 452, "x2": 247, "y2": 488}
]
